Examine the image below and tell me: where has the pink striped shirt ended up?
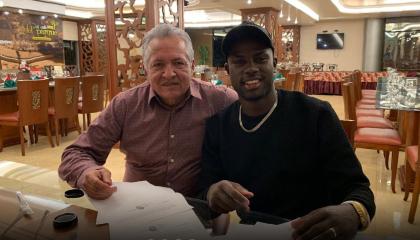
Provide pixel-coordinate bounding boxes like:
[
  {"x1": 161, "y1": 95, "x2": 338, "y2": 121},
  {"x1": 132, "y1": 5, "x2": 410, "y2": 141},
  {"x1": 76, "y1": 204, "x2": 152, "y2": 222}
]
[{"x1": 59, "y1": 78, "x2": 237, "y2": 196}]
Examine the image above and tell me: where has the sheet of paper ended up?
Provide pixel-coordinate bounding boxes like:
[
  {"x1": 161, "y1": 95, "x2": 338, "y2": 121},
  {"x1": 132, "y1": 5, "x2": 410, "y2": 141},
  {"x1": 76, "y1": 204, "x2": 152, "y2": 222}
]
[
  {"x1": 110, "y1": 209, "x2": 211, "y2": 240},
  {"x1": 88, "y1": 181, "x2": 192, "y2": 224}
]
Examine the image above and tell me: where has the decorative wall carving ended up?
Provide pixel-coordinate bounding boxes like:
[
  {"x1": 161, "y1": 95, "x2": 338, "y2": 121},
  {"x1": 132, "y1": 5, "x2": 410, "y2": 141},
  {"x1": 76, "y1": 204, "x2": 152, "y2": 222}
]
[
  {"x1": 78, "y1": 21, "x2": 107, "y2": 75},
  {"x1": 160, "y1": 0, "x2": 180, "y2": 26},
  {"x1": 96, "y1": 24, "x2": 107, "y2": 74},
  {"x1": 114, "y1": 0, "x2": 147, "y2": 90},
  {"x1": 106, "y1": 0, "x2": 185, "y2": 93},
  {"x1": 246, "y1": 13, "x2": 266, "y2": 28},
  {"x1": 79, "y1": 23, "x2": 94, "y2": 73},
  {"x1": 279, "y1": 26, "x2": 300, "y2": 63},
  {"x1": 240, "y1": 8, "x2": 281, "y2": 63}
]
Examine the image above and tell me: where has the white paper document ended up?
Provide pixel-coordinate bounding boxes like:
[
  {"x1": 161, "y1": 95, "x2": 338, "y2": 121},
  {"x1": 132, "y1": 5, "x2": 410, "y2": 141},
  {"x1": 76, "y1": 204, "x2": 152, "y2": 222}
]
[
  {"x1": 88, "y1": 181, "x2": 209, "y2": 240},
  {"x1": 89, "y1": 181, "x2": 192, "y2": 224}
]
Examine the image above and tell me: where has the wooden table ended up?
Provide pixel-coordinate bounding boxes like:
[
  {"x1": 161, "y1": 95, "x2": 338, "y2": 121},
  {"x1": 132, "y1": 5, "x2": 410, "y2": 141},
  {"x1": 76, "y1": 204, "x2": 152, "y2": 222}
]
[
  {"x1": 0, "y1": 189, "x2": 109, "y2": 240},
  {"x1": 0, "y1": 188, "x2": 380, "y2": 239}
]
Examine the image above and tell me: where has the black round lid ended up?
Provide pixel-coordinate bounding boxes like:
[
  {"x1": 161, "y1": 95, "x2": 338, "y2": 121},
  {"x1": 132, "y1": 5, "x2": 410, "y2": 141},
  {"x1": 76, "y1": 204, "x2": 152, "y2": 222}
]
[
  {"x1": 53, "y1": 213, "x2": 78, "y2": 229},
  {"x1": 64, "y1": 189, "x2": 84, "y2": 198}
]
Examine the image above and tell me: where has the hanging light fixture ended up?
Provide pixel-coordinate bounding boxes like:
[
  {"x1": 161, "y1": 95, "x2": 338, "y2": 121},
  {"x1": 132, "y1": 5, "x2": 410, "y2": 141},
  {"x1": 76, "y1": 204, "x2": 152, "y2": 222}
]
[
  {"x1": 287, "y1": 5, "x2": 291, "y2": 22},
  {"x1": 279, "y1": 1, "x2": 284, "y2": 18}
]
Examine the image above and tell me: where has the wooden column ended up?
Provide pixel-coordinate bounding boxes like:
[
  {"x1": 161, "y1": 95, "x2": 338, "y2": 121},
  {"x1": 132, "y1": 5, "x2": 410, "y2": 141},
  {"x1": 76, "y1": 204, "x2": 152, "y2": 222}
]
[{"x1": 104, "y1": 0, "x2": 185, "y2": 99}]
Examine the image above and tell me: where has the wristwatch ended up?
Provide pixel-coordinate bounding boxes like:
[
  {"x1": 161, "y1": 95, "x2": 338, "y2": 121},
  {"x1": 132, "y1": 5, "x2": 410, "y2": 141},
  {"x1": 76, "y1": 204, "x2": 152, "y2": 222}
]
[{"x1": 342, "y1": 200, "x2": 370, "y2": 231}]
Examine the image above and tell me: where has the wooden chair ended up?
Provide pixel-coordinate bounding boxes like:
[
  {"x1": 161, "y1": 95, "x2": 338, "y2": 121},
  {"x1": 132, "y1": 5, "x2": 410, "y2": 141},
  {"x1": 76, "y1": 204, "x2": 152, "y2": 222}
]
[
  {"x1": 48, "y1": 77, "x2": 81, "y2": 145},
  {"x1": 342, "y1": 82, "x2": 393, "y2": 129},
  {"x1": 85, "y1": 72, "x2": 109, "y2": 106},
  {"x1": 78, "y1": 75, "x2": 105, "y2": 130},
  {"x1": 283, "y1": 72, "x2": 296, "y2": 91},
  {"x1": 340, "y1": 119, "x2": 356, "y2": 148},
  {"x1": 403, "y1": 113, "x2": 420, "y2": 223},
  {"x1": 342, "y1": 82, "x2": 402, "y2": 193},
  {"x1": 293, "y1": 73, "x2": 304, "y2": 92},
  {"x1": 0, "y1": 80, "x2": 54, "y2": 156}
]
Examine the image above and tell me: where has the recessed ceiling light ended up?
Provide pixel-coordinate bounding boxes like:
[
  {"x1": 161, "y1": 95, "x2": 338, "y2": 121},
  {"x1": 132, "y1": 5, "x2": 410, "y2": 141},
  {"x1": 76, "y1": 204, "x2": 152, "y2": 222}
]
[
  {"x1": 54, "y1": 14, "x2": 58, "y2": 18},
  {"x1": 18, "y1": 9, "x2": 23, "y2": 14},
  {"x1": 247, "y1": 0, "x2": 252, "y2": 4},
  {"x1": 4, "y1": 11, "x2": 9, "y2": 15},
  {"x1": 279, "y1": 3, "x2": 284, "y2": 18},
  {"x1": 40, "y1": 16, "x2": 46, "y2": 20}
]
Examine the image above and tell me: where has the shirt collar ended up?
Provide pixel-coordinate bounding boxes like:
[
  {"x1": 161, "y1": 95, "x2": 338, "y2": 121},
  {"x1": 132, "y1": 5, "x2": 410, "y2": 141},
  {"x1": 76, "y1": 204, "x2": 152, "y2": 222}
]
[{"x1": 147, "y1": 78, "x2": 203, "y2": 106}]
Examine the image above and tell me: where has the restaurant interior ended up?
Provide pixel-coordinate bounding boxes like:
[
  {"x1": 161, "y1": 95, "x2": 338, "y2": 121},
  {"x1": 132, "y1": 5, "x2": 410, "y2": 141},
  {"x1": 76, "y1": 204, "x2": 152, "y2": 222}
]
[{"x1": 0, "y1": 0, "x2": 420, "y2": 239}]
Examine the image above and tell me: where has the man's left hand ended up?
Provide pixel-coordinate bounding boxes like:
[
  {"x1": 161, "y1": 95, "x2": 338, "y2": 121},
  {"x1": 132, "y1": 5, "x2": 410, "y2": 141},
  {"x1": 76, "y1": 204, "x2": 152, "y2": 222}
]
[{"x1": 291, "y1": 204, "x2": 359, "y2": 240}]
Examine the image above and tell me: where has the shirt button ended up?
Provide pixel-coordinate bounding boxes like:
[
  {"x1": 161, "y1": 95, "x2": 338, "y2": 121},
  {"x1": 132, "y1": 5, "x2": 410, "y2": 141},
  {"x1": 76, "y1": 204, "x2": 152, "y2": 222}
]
[
  {"x1": 170, "y1": 134, "x2": 175, "y2": 139},
  {"x1": 166, "y1": 182, "x2": 171, "y2": 186},
  {"x1": 169, "y1": 158, "x2": 175, "y2": 163}
]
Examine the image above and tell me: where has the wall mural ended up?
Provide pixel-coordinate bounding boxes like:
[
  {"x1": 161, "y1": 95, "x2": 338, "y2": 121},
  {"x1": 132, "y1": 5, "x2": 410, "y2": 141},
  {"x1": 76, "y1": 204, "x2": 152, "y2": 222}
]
[{"x1": 0, "y1": 12, "x2": 63, "y2": 70}]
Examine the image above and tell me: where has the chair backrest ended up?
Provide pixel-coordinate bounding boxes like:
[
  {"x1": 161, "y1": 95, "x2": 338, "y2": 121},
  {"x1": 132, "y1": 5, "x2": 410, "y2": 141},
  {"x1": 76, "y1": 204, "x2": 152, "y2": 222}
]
[
  {"x1": 282, "y1": 72, "x2": 298, "y2": 91},
  {"x1": 17, "y1": 79, "x2": 49, "y2": 125},
  {"x1": 351, "y1": 70, "x2": 362, "y2": 102},
  {"x1": 86, "y1": 71, "x2": 108, "y2": 90},
  {"x1": 340, "y1": 119, "x2": 356, "y2": 147},
  {"x1": 292, "y1": 72, "x2": 303, "y2": 92},
  {"x1": 342, "y1": 82, "x2": 356, "y2": 120},
  {"x1": 402, "y1": 111, "x2": 420, "y2": 146},
  {"x1": 53, "y1": 77, "x2": 80, "y2": 119},
  {"x1": 80, "y1": 75, "x2": 105, "y2": 114}
]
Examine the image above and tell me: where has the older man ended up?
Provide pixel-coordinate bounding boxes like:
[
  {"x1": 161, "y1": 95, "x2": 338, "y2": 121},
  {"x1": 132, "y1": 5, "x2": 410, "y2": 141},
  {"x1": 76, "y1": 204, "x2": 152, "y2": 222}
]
[
  {"x1": 198, "y1": 21, "x2": 375, "y2": 240},
  {"x1": 59, "y1": 24, "x2": 237, "y2": 200}
]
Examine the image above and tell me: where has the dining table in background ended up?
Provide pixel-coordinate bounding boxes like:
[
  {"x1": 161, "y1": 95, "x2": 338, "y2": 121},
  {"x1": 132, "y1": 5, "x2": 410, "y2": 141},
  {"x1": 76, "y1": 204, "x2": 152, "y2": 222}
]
[
  {"x1": 0, "y1": 79, "x2": 79, "y2": 150},
  {"x1": 375, "y1": 76, "x2": 420, "y2": 192}
]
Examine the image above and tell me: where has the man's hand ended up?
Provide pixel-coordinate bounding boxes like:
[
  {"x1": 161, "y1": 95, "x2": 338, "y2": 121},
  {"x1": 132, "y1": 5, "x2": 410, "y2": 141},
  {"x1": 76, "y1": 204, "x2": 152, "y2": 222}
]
[
  {"x1": 291, "y1": 204, "x2": 359, "y2": 240},
  {"x1": 207, "y1": 180, "x2": 254, "y2": 214},
  {"x1": 82, "y1": 168, "x2": 117, "y2": 200}
]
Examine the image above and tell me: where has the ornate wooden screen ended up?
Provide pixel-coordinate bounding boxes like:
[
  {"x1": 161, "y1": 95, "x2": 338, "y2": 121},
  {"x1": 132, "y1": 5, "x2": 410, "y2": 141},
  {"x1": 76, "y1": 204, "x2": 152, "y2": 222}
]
[
  {"x1": 105, "y1": 0, "x2": 185, "y2": 97},
  {"x1": 279, "y1": 25, "x2": 300, "y2": 64},
  {"x1": 78, "y1": 21, "x2": 107, "y2": 75},
  {"x1": 240, "y1": 8, "x2": 281, "y2": 63}
]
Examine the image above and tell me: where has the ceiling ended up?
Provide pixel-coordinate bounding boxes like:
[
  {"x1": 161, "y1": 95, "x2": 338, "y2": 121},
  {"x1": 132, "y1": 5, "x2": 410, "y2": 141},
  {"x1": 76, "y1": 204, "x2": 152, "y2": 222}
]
[{"x1": 1, "y1": 0, "x2": 420, "y2": 27}]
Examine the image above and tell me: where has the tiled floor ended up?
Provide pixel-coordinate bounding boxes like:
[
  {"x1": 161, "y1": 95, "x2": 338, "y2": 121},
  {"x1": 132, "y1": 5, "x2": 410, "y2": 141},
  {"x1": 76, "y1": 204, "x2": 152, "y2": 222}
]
[{"x1": 0, "y1": 95, "x2": 419, "y2": 239}]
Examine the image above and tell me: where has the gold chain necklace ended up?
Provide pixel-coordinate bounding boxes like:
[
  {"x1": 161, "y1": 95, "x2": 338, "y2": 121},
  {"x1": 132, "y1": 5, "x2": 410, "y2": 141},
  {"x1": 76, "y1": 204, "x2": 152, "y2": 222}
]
[{"x1": 239, "y1": 93, "x2": 278, "y2": 133}]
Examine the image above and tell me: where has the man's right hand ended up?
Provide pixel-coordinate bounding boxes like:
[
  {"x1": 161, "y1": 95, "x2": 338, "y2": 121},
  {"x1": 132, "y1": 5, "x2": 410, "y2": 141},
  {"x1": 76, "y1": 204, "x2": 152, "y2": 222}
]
[
  {"x1": 82, "y1": 168, "x2": 117, "y2": 200},
  {"x1": 207, "y1": 180, "x2": 254, "y2": 214}
]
